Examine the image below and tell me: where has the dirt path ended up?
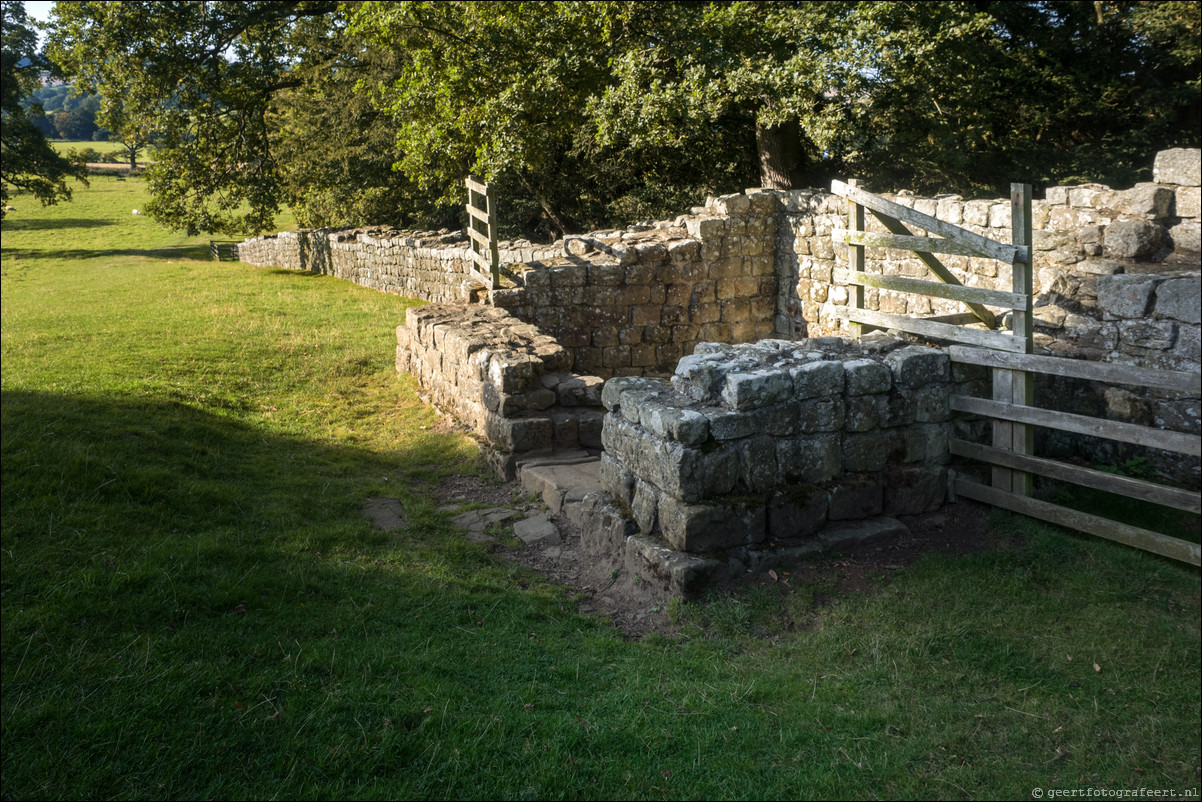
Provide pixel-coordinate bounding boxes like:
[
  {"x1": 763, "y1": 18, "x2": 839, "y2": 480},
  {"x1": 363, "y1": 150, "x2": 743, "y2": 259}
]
[{"x1": 432, "y1": 472, "x2": 1001, "y2": 639}]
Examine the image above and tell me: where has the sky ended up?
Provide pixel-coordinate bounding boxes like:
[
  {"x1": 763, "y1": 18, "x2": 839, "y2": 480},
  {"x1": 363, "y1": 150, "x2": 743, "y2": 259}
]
[{"x1": 24, "y1": 1, "x2": 54, "y2": 45}]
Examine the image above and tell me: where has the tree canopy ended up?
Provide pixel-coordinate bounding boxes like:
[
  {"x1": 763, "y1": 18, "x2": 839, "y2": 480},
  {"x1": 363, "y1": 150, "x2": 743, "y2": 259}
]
[
  {"x1": 1, "y1": 0, "x2": 87, "y2": 217},
  {"x1": 43, "y1": 0, "x2": 1202, "y2": 239}
]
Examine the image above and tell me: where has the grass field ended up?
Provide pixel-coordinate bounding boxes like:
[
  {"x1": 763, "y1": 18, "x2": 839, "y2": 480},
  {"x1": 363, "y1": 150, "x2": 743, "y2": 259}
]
[{"x1": 2, "y1": 177, "x2": 1200, "y2": 800}]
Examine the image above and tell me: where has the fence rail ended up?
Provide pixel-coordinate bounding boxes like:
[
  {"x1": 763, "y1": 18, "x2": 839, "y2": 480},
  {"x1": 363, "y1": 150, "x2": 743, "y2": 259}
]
[
  {"x1": 464, "y1": 176, "x2": 499, "y2": 290},
  {"x1": 949, "y1": 345, "x2": 1201, "y2": 567},
  {"x1": 829, "y1": 180, "x2": 1199, "y2": 566},
  {"x1": 210, "y1": 240, "x2": 239, "y2": 261}
]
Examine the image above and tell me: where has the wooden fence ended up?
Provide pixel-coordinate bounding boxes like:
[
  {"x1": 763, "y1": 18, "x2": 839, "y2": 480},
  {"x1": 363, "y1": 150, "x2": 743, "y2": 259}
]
[
  {"x1": 464, "y1": 176, "x2": 500, "y2": 290},
  {"x1": 829, "y1": 179, "x2": 1201, "y2": 566},
  {"x1": 209, "y1": 240, "x2": 239, "y2": 261}
]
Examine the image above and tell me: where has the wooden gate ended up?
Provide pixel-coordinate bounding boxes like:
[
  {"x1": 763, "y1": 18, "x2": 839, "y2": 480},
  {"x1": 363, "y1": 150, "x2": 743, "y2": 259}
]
[
  {"x1": 464, "y1": 176, "x2": 500, "y2": 290},
  {"x1": 830, "y1": 180, "x2": 1201, "y2": 566}
]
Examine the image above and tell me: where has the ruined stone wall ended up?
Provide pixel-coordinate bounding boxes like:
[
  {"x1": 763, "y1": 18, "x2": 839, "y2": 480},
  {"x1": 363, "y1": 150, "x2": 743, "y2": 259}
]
[
  {"x1": 395, "y1": 304, "x2": 605, "y2": 479},
  {"x1": 488, "y1": 191, "x2": 780, "y2": 378},
  {"x1": 596, "y1": 338, "x2": 971, "y2": 554},
  {"x1": 774, "y1": 148, "x2": 1201, "y2": 373},
  {"x1": 238, "y1": 227, "x2": 561, "y2": 306}
]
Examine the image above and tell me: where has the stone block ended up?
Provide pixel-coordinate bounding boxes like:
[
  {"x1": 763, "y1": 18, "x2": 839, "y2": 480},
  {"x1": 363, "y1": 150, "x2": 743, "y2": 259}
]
[
  {"x1": 843, "y1": 430, "x2": 902, "y2": 472},
  {"x1": 1155, "y1": 277, "x2": 1202, "y2": 325},
  {"x1": 722, "y1": 369, "x2": 794, "y2": 410},
  {"x1": 1153, "y1": 148, "x2": 1201, "y2": 186},
  {"x1": 658, "y1": 495, "x2": 766, "y2": 552},
  {"x1": 739, "y1": 435, "x2": 778, "y2": 494},
  {"x1": 827, "y1": 475, "x2": 883, "y2": 520},
  {"x1": 882, "y1": 465, "x2": 946, "y2": 515},
  {"x1": 798, "y1": 397, "x2": 846, "y2": 433},
  {"x1": 777, "y1": 434, "x2": 841, "y2": 484},
  {"x1": 877, "y1": 391, "x2": 917, "y2": 428},
  {"x1": 599, "y1": 452, "x2": 636, "y2": 511},
  {"x1": 885, "y1": 345, "x2": 950, "y2": 387},
  {"x1": 575, "y1": 492, "x2": 633, "y2": 556},
  {"x1": 902, "y1": 423, "x2": 949, "y2": 464},
  {"x1": 632, "y1": 479, "x2": 660, "y2": 534},
  {"x1": 1176, "y1": 185, "x2": 1201, "y2": 219},
  {"x1": 484, "y1": 414, "x2": 553, "y2": 453},
  {"x1": 844, "y1": 394, "x2": 881, "y2": 432},
  {"x1": 1097, "y1": 274, "x2": 1158, "y2": 319},
  {"x1": 789, "y1": 359, "x2": 845, "y2": 399},
  {"x1": 1118, "y1": 319, "x2": 1177, "y2": 352},
  {"x1": 703, "y1": 406, "x2": 762, "y2": 440},
  {"x1": 640, "y1": 403, "x2": 710, "y2": 446},
  {"x1": 1169, "y1": 221, "x2": 1201, "y2": 254},
  {"x1": 1103, "y1": 220, "x2": 1165, "y2": 260},
  {"x1": 1105, "y1": 183, "x2": 1174, "y2": 220},
  {"x1": 766, "y1": 485, "x2": 828, "y2": 541},
  {"x1": 843, "y1": 358, "x2": 892, "y2": 395}
]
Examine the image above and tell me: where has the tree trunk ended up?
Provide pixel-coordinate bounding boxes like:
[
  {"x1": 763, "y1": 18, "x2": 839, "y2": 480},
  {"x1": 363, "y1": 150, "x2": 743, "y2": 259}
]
[{"x1": 755, "y1": 119, "x2": 807, "y2": 189}]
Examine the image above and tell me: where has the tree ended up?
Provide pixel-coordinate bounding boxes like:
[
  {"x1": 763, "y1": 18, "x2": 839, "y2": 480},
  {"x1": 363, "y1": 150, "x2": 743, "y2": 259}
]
[
  {"x1": 1, "y1": 0, "x2": 86, "y2": 216},
  {"x1": 47, "y1": 1, "x2": 343, "y2": 236}
]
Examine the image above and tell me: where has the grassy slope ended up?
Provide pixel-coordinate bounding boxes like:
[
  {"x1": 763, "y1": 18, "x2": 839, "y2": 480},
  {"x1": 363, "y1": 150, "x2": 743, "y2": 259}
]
[{"x1": 2, "y1": 177, "x2": 1199, "y2": 801}]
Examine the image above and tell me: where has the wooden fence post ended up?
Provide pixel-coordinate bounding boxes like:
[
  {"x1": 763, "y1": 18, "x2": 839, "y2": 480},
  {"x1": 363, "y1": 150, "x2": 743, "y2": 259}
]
[
  {"x1": 991, "y1": 183, "x2": 1034, "y2": 496},
  {"x1": 464, "y1": 176, "x2": 500, "y2": 290},
  {"x1": 848, "y1": 178, "x2": 865, "y2": 338}
]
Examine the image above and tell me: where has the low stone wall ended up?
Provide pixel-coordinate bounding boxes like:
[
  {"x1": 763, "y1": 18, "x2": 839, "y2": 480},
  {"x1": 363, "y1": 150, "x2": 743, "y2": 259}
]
[
  {"x1": 395, "y1": 304, "x2": 605, "y2": 478},
  {"x1": 239, "y1": 227, "x2": 561, "y2": 306},
  {"x1": 490, "y1": 191, "x2": 780, "y2": 378},
  {"x1": 595, "y1": 338, "x2": 969, "y2": 554}
]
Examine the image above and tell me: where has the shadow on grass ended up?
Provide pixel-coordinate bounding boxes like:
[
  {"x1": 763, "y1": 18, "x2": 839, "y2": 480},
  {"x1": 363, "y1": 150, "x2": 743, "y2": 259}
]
[
  {"x1": 0, "y1": 389, "x2": 452, "y2": 555},
  {"x1": 1, "y1": 218, "x2": 115, "y2": 231},
  {"x1": 0, "y1": 245, "x2": 212, "y2": 261}
]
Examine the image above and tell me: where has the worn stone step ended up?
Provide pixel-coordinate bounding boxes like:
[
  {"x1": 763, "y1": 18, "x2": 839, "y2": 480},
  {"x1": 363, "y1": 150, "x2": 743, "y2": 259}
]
[{"x1": 519, "y1": 456, "x2": 603, "y2": 515}]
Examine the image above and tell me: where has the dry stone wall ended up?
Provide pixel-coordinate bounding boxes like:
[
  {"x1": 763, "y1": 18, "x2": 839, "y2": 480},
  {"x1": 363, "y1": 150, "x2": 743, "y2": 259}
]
[
  {"x1": 395, "y1": 304, "x2": 605, "y2": 479},
  {"x1": 596, "y1": 338, "x2": 966, "y2": 554},
  {"x1": 238, "y1": 227, "x2": 560, "y2": 305}
]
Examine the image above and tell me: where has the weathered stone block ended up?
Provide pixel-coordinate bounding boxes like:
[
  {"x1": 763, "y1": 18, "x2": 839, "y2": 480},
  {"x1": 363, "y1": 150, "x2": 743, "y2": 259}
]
[
  {"x1": 632, "y1": 479, "x2": 660, "y2": 533},
  {"x1": 843, "y1": 358, "x2": 892, "y2": 395},
  {"x1": 882, "y1": 465, "x2": 946, "y2": 515},
  {"x1": 843, "y1": 430, "x2": 902, "y2": 472},
  {"x1": 1155, "y1": 277, "x2": 1202, "y2": 324},
  {"x1": 798, "y1": 397, "x2": 846, "y2": 433},
  {"x1": 767, "y1": 485, "x2": 828, "y2": 541},
  {"x1": 1153, "y1": 148, "x2": 1201, "y2": 186},
  {"x1": 1097, "y1": 274, "x2": 1159, "y2": 319},
  {"x1": 658, "y1": 495, "x2": 766, "y2": 552},
  {"x1": 885, "y1": 346, "x2": 949, "y2": 387},
  {"x1": 484, "y1": 414, "x2": 553, "y2": 453},
  {"x1": 789, "y1": 359, "x2": 845, "y2": 399},
  {"x1": 721, "y1": 368, "x2": 794, "y2": 411},
  {"x1": 640, "y1": 404, "x2": 710, "y2": 446},
  {"x1": 827, "y1": 475, "x2": 883, "y2": 520},
  {"x1": 1103, "y1": 220, "x2": 1165, "y2": 260},
  {"x1": 777, "y1": 434, "x2": 841, "y2": 484}
]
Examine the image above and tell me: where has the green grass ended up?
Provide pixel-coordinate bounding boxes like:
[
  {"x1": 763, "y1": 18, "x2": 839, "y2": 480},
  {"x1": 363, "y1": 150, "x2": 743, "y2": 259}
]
[
  {"x1": 51, "y1": 139, "x2": 139, "y2": 157},
  {"x1": 3, "y1": 178, "x2": 1200, "y2": 800}
]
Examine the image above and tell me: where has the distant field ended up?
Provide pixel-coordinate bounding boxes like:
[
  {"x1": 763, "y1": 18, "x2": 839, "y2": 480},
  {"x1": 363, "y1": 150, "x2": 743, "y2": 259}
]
[{"x1": 51, "y1": 138, "x2": 143, "y2": 156}]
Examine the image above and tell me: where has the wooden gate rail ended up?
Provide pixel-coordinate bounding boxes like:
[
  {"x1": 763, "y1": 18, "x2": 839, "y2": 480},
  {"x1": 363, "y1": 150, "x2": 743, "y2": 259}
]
[
  {"x1": 831, "y1": 178, "x2": 1035, "y2": 495},
  {"x1": 948, "y1": 345, "x2": 1202, "y2": 566},
  {"x1": 465, "y1": 176, "x2": 500, "y2": 290}
]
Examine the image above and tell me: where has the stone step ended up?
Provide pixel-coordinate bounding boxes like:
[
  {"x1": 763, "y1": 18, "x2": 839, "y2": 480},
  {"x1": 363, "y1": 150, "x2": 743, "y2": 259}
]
[{"x1": 519, "y1": 454, "x2": 603, "y2": 515}]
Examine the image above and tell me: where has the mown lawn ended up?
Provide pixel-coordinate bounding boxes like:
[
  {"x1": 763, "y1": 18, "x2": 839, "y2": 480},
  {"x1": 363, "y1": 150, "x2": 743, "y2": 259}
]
[{"x1": 2, "y1": 177, "x2": 1199, "y2": 800}]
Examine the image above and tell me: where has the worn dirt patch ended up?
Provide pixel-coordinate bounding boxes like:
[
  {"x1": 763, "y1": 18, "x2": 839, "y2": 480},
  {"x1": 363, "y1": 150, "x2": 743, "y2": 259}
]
[{"x1": 433, "y1": 472, "x2": 1003, "y2": 640}]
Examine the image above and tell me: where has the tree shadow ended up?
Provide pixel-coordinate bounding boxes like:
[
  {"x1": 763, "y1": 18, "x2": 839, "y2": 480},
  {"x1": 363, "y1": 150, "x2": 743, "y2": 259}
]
[
  {"x1": 1, "y1": 218, "x2": 115, "y2": 231},
  {"x1": 0, "y1": 244, "x2": 211, "y2": 261}
]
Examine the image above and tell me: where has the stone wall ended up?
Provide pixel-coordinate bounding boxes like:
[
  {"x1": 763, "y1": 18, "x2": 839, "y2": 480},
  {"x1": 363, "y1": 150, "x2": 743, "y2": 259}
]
[
  {"x1": 595, "y1": 338, "x2": 967, "y2": 554},
  {"x1": 773, "y1": 148, "x2": 1202, "y2": 371},
  {"x1": 395, "y1": 304, "x2": 605, "y2": 478},
  {"x1": 238, "y1": 227, "x2": 561, "y2": 306}
]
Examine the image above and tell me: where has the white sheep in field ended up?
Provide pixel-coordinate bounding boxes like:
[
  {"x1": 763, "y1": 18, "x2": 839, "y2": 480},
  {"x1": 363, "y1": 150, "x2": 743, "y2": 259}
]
[{"x1": 132, "y1": 209, "x2": 141, "y2": 215}]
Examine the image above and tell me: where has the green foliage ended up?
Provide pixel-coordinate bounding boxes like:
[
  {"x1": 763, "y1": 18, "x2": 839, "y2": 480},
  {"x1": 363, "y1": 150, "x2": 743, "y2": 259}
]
[
  {"x1": 1, "y1": 0, "x2": 88, "y2": 215},
  {"x1": 42, "y1": 0, "x2": 1202, "y2": 238}
]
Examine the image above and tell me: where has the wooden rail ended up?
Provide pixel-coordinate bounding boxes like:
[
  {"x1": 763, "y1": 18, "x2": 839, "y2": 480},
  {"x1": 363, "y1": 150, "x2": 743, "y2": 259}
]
[
  {"x1": 210, "y1": 240, "x2": 239, "y2": 261},
  {"x1": 465, "y1": 176, "x2": 499, "y2": 290},
  {"x1": 949, "y1": 345, "x2": 1201, "y2": 566}
]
